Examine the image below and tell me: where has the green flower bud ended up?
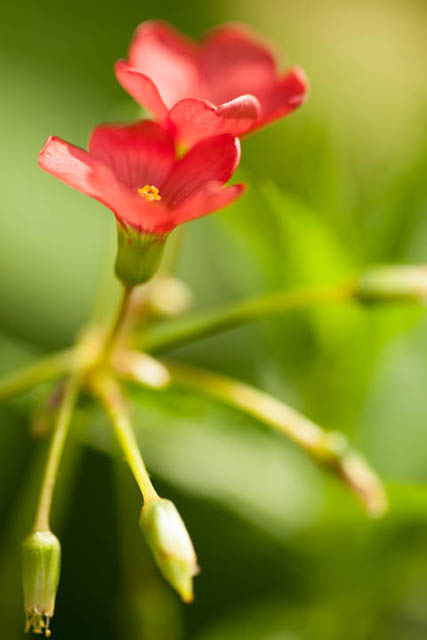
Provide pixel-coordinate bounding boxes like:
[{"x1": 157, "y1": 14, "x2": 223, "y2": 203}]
[
  {"x1": 115, "y1": 223, "x2": 167, "y2": 287},
  {"x1": 22, "y1": 531, "x2": 61, "y2": 637},
  {"x1": 357, "y1": 265, "x2": 427, "y2": 304},
  {"x1": 140, "y1": 499, "x2": 199, "y2": 603}
]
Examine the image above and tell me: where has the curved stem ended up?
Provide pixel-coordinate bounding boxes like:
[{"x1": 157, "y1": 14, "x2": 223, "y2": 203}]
[
  {"x1": 0, "y1": 349, "x2": 74, "y2": 404},
  {"x1": 92, "y1": 375, "x2": 158, "y2": 504},
  {"x1": 162, "y1": 360, "x2": 387, "y2": 518},
  {"x1": 100, "y1": 285, "x2": 134, "y2": 364},
  {"x1": 33, "y1": 373, "x2": 81, "y2": 532},
  {"x1": 142, "y1": 281, "x2": 356, "y2": 353}
]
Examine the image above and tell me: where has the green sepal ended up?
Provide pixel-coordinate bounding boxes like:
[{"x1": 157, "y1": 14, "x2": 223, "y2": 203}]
[{"x1": 115, "y1": 223, "x2": 167, "y2": 287}]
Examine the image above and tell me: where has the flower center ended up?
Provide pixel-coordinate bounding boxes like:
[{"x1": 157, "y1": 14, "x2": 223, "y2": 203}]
[{"x1": 137, "y1": 185, "x2": 161, "y2": 202}]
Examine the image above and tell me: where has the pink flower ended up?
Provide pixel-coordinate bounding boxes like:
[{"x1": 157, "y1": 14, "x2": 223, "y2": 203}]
[
  {"x1": 38, "y1": 121, "x2": 243, "y2": 235},
  {"x1": 115, "y1": 21, "x2": 308, "y2": 146}
]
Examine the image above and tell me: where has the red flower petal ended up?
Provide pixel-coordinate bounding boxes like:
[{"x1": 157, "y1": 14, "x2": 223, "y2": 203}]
[
  {"x1": 127, "y1": 20, "x2": 199, "y2": 108},
  {"x1": 115, "y1": 61, "x2": 168, "y2": 120},
  {"x1": 117, "y1": 197, "x2": 173, "y2": 234},
  {"x1": 38, "y1": 135, "x2": 173, "y2": 234},
  {"x1": 161, "y1": 134, "x2": 241, "y2": 209},
  {"x1": 199, "y1": 24, "x2": 277, "y2": 104},
  {"x1": 172, "y1": 182, "x2": 245, "y2": 225},
  {"x1": 167, "y1": 95, "x2": 261, "y2": 147},
  {"x1": 89, "y1": 120, "x2": 175, "y2": 191},
  {"x1": 257, "y1": 66, "x2": 309, "y2": 127},
  {"x1": 38, "y1": 136, "x2": 121, "y2": 210}
]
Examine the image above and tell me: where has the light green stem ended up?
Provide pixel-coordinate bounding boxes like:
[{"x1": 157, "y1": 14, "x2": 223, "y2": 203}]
[
  {"x1": 163, "y1": 360, "x2": 387, "y2": 518},
  {"x1": 142, "y1": 282, "x2": 355, "y2": 353},
  {"x1": 100, "y1": 285, "x2": 134, "y2": 363},
  {"x1": 92, "y1": 375, "x2": 158, "y2": 503},
  {"x1": 33, "y1": 373, "x2": 81, "y2": 532},
  {"x1": 0, "y1": 349, "x2": 74, "y2": 404}
]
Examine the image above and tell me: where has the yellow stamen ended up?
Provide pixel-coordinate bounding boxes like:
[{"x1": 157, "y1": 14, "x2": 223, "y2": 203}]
[{"x1": 137, "y1": 185, "x2": 161, "y2": 202}]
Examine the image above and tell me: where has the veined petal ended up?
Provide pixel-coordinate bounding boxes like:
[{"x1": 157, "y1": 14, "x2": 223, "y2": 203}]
[
  {"x1": 162, "y1": 134, "x2": 241, "y2": 209},
  {"x1": 167, "y1": 95, "x2": 261, "y2": 146},
  {"x1": 89, "y1": 120, "x2": 175, "y2": 191},
  {"x1": 38, "y1": 135, "x2": 171, "y2": 234},
  {"x1": 38, "y1": 136, "x2": 121, "y2": 210},
  {"x1": 172, "y1": 182, "x2": 245, "y2": 225},
  {"x1": 199, "y1": 23, "x2": 277, "y2": 104},
  {"x1": 257, "y1": 66, "x2": 309, "y2": 126},
  {"x1": 115, "y1": 61, "x2": 169, "y2": 120},
  {"x1": 127, "y1": 20, "x2": 199, "y2": 108}
]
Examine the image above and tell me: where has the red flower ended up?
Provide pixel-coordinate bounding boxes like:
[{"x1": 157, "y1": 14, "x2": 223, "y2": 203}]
[
  {"x1": 115, "y1": 21, "x2": 308, "y2": 146},
  {"x1": 38, "y1": 121, "x2": 243, "y2": 235}
]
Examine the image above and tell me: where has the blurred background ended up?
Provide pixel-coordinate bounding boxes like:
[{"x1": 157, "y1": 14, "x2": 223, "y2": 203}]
[{"x1": 1, "y1": 0, "x2": 427, "y2": 638}]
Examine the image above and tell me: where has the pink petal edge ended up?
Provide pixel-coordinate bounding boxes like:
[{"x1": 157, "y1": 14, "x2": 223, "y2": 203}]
[
  {"x1": 115, "y1": 60, "x2": 169, "y2": 120},
  {"x1": 172, "y1": 181, "x2": 246, "y2": 225},
  {"x1": 257, "y1": 66, "x2": 309, "y2": 128}
]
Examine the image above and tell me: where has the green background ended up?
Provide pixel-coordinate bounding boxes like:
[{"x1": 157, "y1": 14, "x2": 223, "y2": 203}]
[{"x1": 1, "y1": 0, "x2": 427, "y2": 638}]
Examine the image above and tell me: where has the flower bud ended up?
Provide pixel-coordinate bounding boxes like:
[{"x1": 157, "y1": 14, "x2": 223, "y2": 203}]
[
  {"x1": 357, "y1": 265, "x2": 427, "y2": 304},
  {"x1": 140, "y1": 499, "x2": 199, "y2": 603},
  {"x1": 115, "y1": 350, "x2": 171, "y2": 389},
  {"x1": 22, "y1": 531, "x2": 61, "y2": 637},
  {"x1": 148, "y1": 277, "x2": 194, "y2": 317},
  {"x1": 115, "y1": 223, "x2": 167, "y2": 287}
]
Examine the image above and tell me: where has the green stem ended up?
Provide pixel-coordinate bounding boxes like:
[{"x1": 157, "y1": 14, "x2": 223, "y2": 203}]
[
  {"x1": 33, "y1": 373, "x2": 81, "y2": 532},
  {"x1": 163, "y1": 360, "x2": 387, "y2": 518},
  {"x1": 92, "y1": 375, "x2": 158, "y2": 503},
  {"x1": 100, "y1": 285, "x2": 134, "y2": 364},
  {"x1": 142, "y1": 282, "x2": 355, "y2": 353},
  {"x1": 0, "y1": 349, "x2": 74, "y2": 404}
]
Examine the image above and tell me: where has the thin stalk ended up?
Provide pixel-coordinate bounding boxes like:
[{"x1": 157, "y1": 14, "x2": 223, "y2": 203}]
[
  {"x1": 142, "y1": 281, "x2": 356, "y2": 353},
  {"x1": 0, "y1": 349, "x2": 74, "y2": 404},
  {"x1": 92, "y1": 375, "x2": 158, "y2": 503},
  {"x1": 33, "y1": 373, "x2": 81, "y2": 532},
  {"x1": 162, "y1": 360, "x2": 387, "y2": 518},
  {"x1": 100, "y1": 285, "x2": 134, "y2": 363}
]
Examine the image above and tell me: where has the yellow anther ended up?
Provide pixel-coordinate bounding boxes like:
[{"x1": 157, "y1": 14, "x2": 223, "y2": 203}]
[{"x1": 137, "y1": 185, "x2": 161, "y2": 202}]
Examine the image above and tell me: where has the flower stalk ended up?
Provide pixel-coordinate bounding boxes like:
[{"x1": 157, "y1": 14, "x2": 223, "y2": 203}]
[
  {"x1": 99, "y1": 285, "x2": 135, "y2": 366},
  {"x1": 141, "y1": 281, "x2": 356, "y2": 353},
  {"x1": 141, "y1": 265, "x2": 427, "y2": 353},
  {"x1": 0, "y1": 349, "x2": 74, "y2": 404},
  {"x1": 92, "y1": 374, "x2": 158, "y2": 503},
  {"x1": 32, "y1": 373, "x2": 81, "y2": 532},
  {"x1": 162, "y1": 360, "x2": 388, "y2": 517}
]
